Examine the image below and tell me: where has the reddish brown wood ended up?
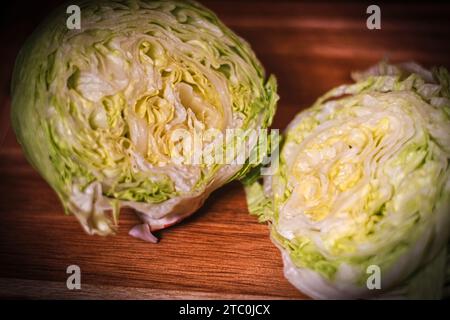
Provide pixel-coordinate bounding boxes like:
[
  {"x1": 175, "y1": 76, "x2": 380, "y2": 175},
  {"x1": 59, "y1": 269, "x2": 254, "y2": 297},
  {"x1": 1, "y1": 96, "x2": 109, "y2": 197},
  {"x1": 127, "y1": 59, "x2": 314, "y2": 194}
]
[{"x1": 0, "y1": 1, "x2": 449, "y2": 299}]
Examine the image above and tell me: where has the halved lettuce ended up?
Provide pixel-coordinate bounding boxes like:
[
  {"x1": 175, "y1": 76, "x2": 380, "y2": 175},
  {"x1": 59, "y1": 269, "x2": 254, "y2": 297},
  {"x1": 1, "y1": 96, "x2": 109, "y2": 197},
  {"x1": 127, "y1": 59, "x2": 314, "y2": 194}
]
[
  {"x1": 11, "y1": 0, "x2": 277, "y2": 240},
  {"x1": 245, "y1": 62, "x2": 450, "y2": 299}
]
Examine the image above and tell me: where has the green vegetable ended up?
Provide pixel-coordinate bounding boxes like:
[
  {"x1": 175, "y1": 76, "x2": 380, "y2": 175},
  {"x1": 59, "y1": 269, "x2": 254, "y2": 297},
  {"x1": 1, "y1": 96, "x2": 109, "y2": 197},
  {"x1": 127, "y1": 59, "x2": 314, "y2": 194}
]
[
  {"x1": 11, "y1": 0, "x2": 277, "y2": 239},
  {"x1": 245, "y1": 62, "x2": 450, "y2": 299}
]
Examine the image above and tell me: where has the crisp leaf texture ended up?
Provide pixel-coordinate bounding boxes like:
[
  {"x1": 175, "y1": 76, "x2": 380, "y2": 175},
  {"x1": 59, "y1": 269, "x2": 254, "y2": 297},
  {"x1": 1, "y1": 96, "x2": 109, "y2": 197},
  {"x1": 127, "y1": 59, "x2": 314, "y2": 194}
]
[
  {"x1": 245, "y1": 62, "x2": 450, "y2": 299},
  {"x1": 11, "y1": 0, "x2": 277, "y2": 237}
]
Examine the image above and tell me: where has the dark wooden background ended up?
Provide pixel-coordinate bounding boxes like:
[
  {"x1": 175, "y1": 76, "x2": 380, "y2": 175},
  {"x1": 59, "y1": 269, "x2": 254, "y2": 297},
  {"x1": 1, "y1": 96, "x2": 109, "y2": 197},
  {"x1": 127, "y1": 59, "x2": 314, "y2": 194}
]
[{"x1": 1, "y1": 1, "x2": 450, "y2": 299}]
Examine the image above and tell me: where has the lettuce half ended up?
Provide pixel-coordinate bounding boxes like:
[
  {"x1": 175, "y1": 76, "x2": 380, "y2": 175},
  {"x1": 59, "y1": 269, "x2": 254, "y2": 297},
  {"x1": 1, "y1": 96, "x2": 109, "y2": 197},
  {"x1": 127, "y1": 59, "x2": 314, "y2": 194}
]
[
  {"x1": 11, "y1": 0, "x2": 277, "y2": 240},
  {"x1": 245, "y1": 62, "x2": 450, "y2": 299}
]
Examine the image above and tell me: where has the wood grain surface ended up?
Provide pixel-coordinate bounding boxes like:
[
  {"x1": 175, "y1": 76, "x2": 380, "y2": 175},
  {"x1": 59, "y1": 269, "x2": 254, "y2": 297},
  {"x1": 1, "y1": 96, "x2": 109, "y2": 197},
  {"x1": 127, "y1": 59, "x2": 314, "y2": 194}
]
[{"x1": 1, "y1": 1, "x2": 450, "y2": 299}]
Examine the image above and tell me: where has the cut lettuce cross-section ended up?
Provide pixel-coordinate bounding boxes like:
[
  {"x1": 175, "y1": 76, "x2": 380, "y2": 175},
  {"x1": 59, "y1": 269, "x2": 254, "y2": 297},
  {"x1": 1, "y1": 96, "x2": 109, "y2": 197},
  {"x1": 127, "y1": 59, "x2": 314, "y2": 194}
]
[
  {"x1": 11, "y1": 0, "x2": 278, "y2": 241},
  {"x1": 244, "y1": 62, "x2": 450, "y2": 299}
]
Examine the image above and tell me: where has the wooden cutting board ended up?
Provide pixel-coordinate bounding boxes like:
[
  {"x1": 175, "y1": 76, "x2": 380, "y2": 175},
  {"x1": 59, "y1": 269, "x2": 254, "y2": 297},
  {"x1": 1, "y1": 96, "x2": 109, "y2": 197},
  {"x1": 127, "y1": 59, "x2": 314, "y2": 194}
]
[{"x1": 1, "y1": 1, "x2": 450, "y2": 299}]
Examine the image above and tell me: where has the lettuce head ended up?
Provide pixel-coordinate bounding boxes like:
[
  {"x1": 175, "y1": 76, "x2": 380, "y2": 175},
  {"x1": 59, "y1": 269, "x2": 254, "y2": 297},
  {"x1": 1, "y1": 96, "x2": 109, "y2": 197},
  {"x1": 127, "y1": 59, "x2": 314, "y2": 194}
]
[
  {"x1": 11, "y1": 0, "x2": 277, "y2": 241},
  {"x1": 245, "y1": 62, "x2": 450, "y2": 299}
]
